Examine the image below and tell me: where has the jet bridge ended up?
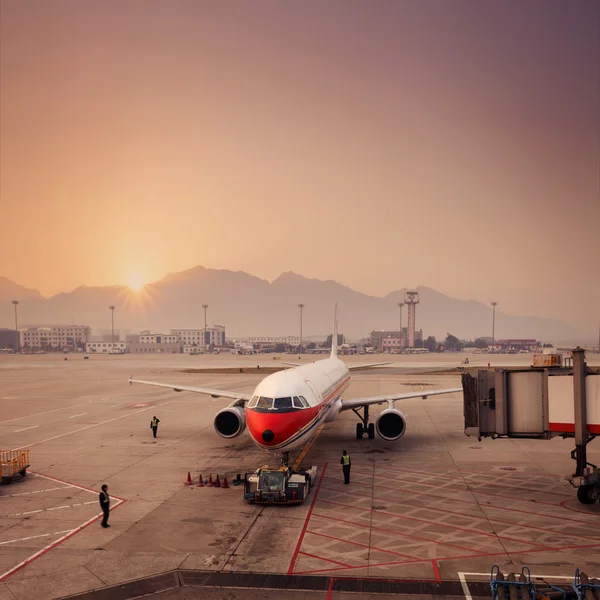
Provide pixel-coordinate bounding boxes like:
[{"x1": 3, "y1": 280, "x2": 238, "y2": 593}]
[{"x1": 462, "y1": 348, "x2": 600, "y2": 504}]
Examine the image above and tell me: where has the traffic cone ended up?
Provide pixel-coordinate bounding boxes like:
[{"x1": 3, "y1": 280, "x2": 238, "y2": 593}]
[
  {"x1": 185, "y1": 472, "x2": 192, "y2": 485},
  {"x1": 208, "y1": 474, "x2": 213, "y2": 486},
  {"x1": 197, "y1": 474, "x2": 204, "y2": 487},
  {"x1": 214, "y1": 474, "x2": 221, "y2": 488},
  {"x1": 222, "y1": 476, "x2": 229, "y2": 489}
]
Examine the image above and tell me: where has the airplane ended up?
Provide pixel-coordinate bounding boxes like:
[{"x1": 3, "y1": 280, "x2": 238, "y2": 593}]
[{"x1": 130, "y1": 307, "x2": 461, "y2": 465}]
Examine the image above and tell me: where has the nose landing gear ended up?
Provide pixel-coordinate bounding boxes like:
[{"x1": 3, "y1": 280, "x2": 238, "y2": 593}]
[{"x1": 353, "y1": 406, "x2": 375, "y2": 439}]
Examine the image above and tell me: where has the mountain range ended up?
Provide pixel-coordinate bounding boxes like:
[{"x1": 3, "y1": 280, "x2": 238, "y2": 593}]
[{"x1": 0, "y1": 266, "x2": 585, "y2": 342}]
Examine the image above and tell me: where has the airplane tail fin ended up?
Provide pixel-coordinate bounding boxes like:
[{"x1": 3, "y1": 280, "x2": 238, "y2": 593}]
[{"x1": 331, "y1": 304, "x2": 338, "y2": 358}]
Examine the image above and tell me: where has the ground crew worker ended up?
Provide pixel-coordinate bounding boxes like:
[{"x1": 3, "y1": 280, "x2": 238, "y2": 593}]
[
  {"x1": 341, "y1": 450, "x2": 351, "y2": 484},
  {"x1": 150, "y1": 415, "x2": 160, "y2": 438},
  {"x1": 99, "y1": 484, "x2": 110, "y2": 528}
]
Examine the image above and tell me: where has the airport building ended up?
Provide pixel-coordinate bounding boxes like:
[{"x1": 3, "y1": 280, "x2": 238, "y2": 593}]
[
  {"x1": 86, "y1": 341, "x2": 129, "y2": 353},
  {"x1": 371, "y1": 329, "x2": 422, "y2": 351},
  {"x1": 491, "y1": 339, "x2": 540, "y2": 352},
  {"x1": 0, "y1": 328, "x2": 18, "y2": 350},
  {"x1": 20, "y1": 325, "x2": 91, "y2": 350},
  {"x1": 171, "y1": 326, "x2": 226, "y2": 347},
  {"x1": 247, "y1": 336, "x2": 301, "y2": 348}
]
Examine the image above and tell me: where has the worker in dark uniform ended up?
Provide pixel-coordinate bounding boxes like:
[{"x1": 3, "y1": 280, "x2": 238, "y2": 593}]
[
  {"x1": 150, "y1": 416, "x2": 160, "y2": 438},
  {"x1": 341, "y1": 450, "x2": 351, "y2": 484},
  {"x1": 99, "y1": 484, "x2": 110, "y2": 528}
]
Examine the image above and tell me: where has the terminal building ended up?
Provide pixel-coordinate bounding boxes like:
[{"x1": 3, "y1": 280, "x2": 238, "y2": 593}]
[
  {"x1": 85, "y1": 341, "x2": 129, "y2": 353},
  {"x1": 491, "y1": 339, "x2": 540, "y2": 352},
  {"x1": 371, "y1": 329, "x2": 422, "y2": 351},
  {"x1": 171, "y1": 326, "x2": 226, "y2": 347},
  {"x1": 20, "y1": 325, "x2": 91, "y2": 351},
  {"x1": 247, "y1": 336, "x2": 301, "y2": 349}
]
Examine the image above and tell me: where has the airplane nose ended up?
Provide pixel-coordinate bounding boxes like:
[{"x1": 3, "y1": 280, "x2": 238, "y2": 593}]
[{"x1": 262, "y1": 430, "x2": 275, "y2": 442}]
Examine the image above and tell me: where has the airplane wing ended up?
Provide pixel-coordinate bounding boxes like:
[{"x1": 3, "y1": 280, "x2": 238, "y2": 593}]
[
  {"x1": 346, "y1": 362, "x2": 391, "y2": 371},
  {"x1": 340, "y1": 387, "x2": 462, "y2": 410},
  {"x1": 129, "y1": 378, "x2": 252, "y2": 401}
]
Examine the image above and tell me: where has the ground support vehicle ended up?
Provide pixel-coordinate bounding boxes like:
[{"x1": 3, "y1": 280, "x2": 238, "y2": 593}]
[
  {"x1": 243, "y1": 465, "x2": 317, "y2": 505},
  {"x1": 1, "y1": 450, "x2": 30, "y2": 483}
]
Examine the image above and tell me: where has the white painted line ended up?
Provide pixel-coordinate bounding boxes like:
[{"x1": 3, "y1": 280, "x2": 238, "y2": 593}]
[
  {"x1": 0, "y1": 529, "x2": 73, "y2": 546},
  {"x1": 0, "y1": 487, "x2": 68, "y2": 499},
  {"x1": 0, "y1": 498, "x2": 125, "y2": 582},
  {"x1": 458, "y1": 572, "x2": 472, "y2": 600},
  {"x1": 460, "y1": 571, "x2": 573, "y2": 580},
  {"x1": 31, "y1": 472, "x2": 126, "y2": 501},
  {"x1": 0, "y1": 399, "x2": 94, "y2": 424},
  {"x1": 15, "y1": 406, "x2": 156, "y2": 450},
  {"x1": 68, "y1": 413, "x2": 87, "y2": 419},
  {"x1": 14, "y1": 425, "x2": 38, "y2": 433}
]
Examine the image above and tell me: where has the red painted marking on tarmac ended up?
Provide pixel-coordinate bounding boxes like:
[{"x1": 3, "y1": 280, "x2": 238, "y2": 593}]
[
  {"x1": 15, "y1": 406, "x2": 154, "y2": 450},
  {"x1": 432, "y1": 559, "x2": 441, "y2": 582},
  {"x1": 326, "y1": 577, "x2": 335, "y2": 600},
  {"x1": 319, "y1": 484, "x2": 590, "y2": 545},
  {"x1": 317, "y1": 496, "x2": 552, "y2": 549},
  {"x1": 323, "y1": 474, "x2": 596, "y2": 527},
  {"x1": 350, "y1": 467, "x2": 569, "y2": 504},
  {"x1": 31, "y1": 471, "x2": 126, "y2": 501},
  {"x1": 560, "y1": 499, "x2": 600, "y2": 516},
  {"x1": 287, "y1": 461, "x2": 328, "y2": 575},
  {"x1": 293, "y1": 541, "x2": 600, "y2": 576},
  {"x1": 306, "y1": 530, "x2": 418, "y2": 560},
  {"x1": 311, "y1": 512, "x2": 483, "y2": 553},
  {"x1": 0, "y1": 471, "x2": 127, "y2": 582},
  {"x1": 321, "y1": 483, "x2": 600, "y2": 542},
  {"x1": 298, "y1": 551, "x2": 352, "y2": 568}
]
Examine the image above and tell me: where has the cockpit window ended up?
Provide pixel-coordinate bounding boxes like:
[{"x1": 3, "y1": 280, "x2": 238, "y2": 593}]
[
  {"x1": 274, "y1": 397, "x2": 293, "y2": 409},
  {"x1": 293, "y1": 396, "x2": 309, "y2": 408},
  {"x1": 248, "y1": 396, "x2": 259, "y2": 408},
  {"x1": 256, "y1": 396, "x2": 273, "y2": 409}
]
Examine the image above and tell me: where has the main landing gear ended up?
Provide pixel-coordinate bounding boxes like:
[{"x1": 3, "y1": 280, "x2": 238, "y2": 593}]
[{"x1": 353, "y1": 405, "x2": 375, "y2": 440}]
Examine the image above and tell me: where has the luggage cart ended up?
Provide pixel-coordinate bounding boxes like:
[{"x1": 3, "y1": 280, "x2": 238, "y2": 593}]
[
  {"x1": 1, "y1": 450, "x2": 30, "y2": 483},
  {"x1": 491, "y1": 566, "x2": 537, "y2": 600},
  {"x1": 572, "y1": 569, "x2": 600, "y2": 600}
]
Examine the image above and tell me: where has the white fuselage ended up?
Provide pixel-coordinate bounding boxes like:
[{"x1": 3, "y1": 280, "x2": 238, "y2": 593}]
[{"x1": 245, "y1": 357, "x2": 351, "y2": 452}]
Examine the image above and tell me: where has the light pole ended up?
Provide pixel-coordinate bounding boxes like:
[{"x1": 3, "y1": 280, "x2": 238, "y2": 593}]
[
  {"x1": 12, "y1": 300, "x2": 19, "y2": 353},
  {"x1": 202, "y1": 304, "x2": 208, "y2": 346},
  {"x1": 491, "y1": 301, "x2": 498, "y2": 350},
  {"x1": 109, "y1": 305, "x2": 115, "y2": 348},
  {"x1": 298, "y1": 303, "x2": 304, "y2": 353},
  {"x1": 397, "y1": 302, "x2": 404, "y2": 348}
]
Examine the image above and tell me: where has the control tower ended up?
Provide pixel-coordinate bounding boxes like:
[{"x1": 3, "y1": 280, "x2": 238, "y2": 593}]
[{"x1": 404, "y1": 290, "x2": 420, "y2": 347}]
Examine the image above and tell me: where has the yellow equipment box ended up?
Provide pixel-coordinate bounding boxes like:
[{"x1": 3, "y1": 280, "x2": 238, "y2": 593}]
[{"x1": 1, "y1": 450, "x2": 30, "y2": 483}]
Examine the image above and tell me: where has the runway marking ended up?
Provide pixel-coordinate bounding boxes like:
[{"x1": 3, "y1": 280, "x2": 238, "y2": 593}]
[
  {"x1": 1, "y1": 501, "x2": 96, "y2": 519},
  {"x1": 288, "y1": 462, "x2": 328, "y2": 575},
  {"x1": 0, "y1": 472, "x2": 127, "y2": 582},
  {"x1": 0, "y1": 529, "x2": 73, "y2": 546},
  {"x1": 293, "y1": 423, "x2": 326, "y2": 470},
  {"x1": 68, "y1": 413, "x2": 87, "y2": 418},
  {"x1": 0, "y1": 487, "x2": 69, "y2": 499},
  {"x1": 0, "y1": 399, "x2": 94, "y2": 424},
  {"x1": 13, "y1": 425, "x2": 38, "y2": 433},
  {"x1": 15, "y1": 406, "x2": 157, "y2": 450}
]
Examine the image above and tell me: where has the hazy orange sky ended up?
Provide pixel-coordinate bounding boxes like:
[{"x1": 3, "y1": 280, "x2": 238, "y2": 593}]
[{"x1": 1, "y1": 1, "x2": 598, "y2": 331}]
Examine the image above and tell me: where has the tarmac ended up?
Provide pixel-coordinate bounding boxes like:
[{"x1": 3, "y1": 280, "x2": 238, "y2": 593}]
[{"x1": 0, "y1": 352, "x2": 599, "y2": 600}]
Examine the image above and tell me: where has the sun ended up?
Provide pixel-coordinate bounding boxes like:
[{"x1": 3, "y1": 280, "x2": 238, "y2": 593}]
[{"x1": 127, "y1": 273, "x2": 146, "y2": 292}]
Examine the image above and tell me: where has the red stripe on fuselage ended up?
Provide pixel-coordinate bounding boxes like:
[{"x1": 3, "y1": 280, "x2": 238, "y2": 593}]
[{"x1": 247, "y1": 375, "x2": 350, "y2": 449}]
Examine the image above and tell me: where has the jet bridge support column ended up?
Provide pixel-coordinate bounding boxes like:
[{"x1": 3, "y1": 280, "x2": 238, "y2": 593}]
[{"x1": 573, "y1": 348, "x2": 588, "y2": 477}]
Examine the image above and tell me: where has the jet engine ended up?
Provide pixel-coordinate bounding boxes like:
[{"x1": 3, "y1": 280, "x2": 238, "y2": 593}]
[
  {"x1": 375, "y1": 408, "x2": 407, "y2": 441},
  {"x1": 214, "y1": 407, "x2": 246, "y2": 438}
]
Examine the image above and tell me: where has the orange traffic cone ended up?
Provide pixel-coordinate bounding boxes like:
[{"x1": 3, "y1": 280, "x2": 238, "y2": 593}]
[
  {"x1": 222, "y1": 476, "x2": 229, "y2": 489},
  {"x1": 214, "y1": 474, "x2": 221, "y2": 488},
  {"x1": 208, "y1": 474, "x2": 213, "y2": 486},
  {"x1": 197, "y1": 474, "x2": 204, "y2": 487},
  {"x1": 185, "y1": 472, "x2": 192, "y2": 485}
]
